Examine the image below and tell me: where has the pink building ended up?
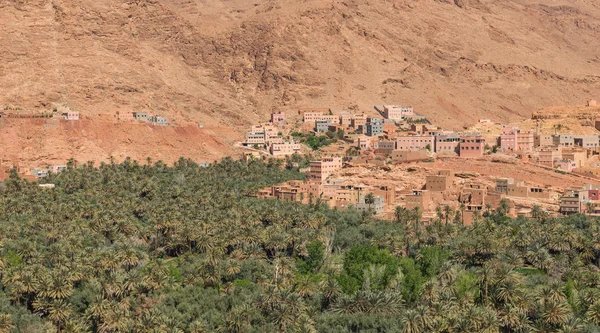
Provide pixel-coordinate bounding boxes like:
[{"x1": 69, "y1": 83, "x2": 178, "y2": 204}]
[
  {"x1": 500, "y1": 126, "x2": 534, "y2": 152},
  {"x1": 556, "y1": 159, "x2": 577, "y2": 172},
  {"x1": 395, "y1": 135, "x2": 434, "y2": 151},
  {"x1": 459, "y1": 134, "x2": 485, "y2": 158},
  {"x1": 383, "y1": 105, "x2": 414, "y2": 120},
  {"x1": 271, "y1": 112, "x2": 285, "y2": 124},
  {"x1": 270, "y1": 142, "x2": 301, "y2": 156},
  {"x1": 308, "y1": 157, "x2": 343, "y2": 182}
]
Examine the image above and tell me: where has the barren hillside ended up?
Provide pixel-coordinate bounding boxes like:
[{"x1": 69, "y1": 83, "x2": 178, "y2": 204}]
[{"x1": 1, "y1": 0, "x2": 600, "y2": 164}]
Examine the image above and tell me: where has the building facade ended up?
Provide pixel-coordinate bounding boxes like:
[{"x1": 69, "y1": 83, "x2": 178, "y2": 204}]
[
  {"x1": 307, "y1": 157, "x2": 343, "y2": 182},
  {"x1": 459, "y1": 135, "x2": 485, "y2": 158},
  {"x1": 395, "y1": 135, "x2": 434, "y2": 151}
]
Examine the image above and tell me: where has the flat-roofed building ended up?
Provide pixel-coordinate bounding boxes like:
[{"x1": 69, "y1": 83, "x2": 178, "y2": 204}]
[
  {"x1": 383, "y1": 105, "x2": 414, "y2": 120},
  {"x1": 373, "y1": 140, "x2": 395, "y2": 155},
  {"x1": 538, "y1": 147, "x2": 562, "y2": 168},
  {"x1": 535, "y1": 134, "x2": 554, "y2": 147},
  {"x1": 245, "y1": 131, "x2": 266, "y2": 145},
  {"x1": 351, "y1": 117, "x2": 367, "y2": 130},
  {"x1": 366, "y1": 118, "x2": 384, "y2": 137},
  {"x1": 270, "y1": 142, "x2": 301, "y2": 156},
  {"x1": 308, "y1": 157, "x2": 343, "y2": 182},
  {"x1": 459, "y1": 134, "x2": 485, "y2": 158},
  {"x1": 355, "y1": 193, "x2": 385, "y2": 215},
  {"x1": 562, "y1": 148, "x2": 588, "y2": 169},
  {"x1": 303, "y1": 112, "x2": 324, "y2": 123},
  {"x1": 500, "y1": 126, "x2": 534, "y2": 152},
  {"x1": 559, "y1": 188, "x2": 588, "y2": 215},
  {"x1": 426, "y1": 170, "x2": 453, "y2": 192},
  {"x1": 395, "y1": 135, "x2": 434, "y2": 151},
  {"x1": 405, "y1": 190, "x2": 431, "y2": 211},
  {"x1": 271, "y1": 112, "x2": 286, "y2": 124},
  {"x1": 133, "y1": 112, "x2": 149, "y2": 122},
  {"x1": 315, "y1": 120, "x2": 332, "y2": 133},
  {"x1": 435, "y1": 132, "x2": 460, "y2": 155},
  {"x1": 391, "y1": 150, "x2": 429, "y2": 164},
  {"x1": 552, "y1": 134, "x2": 575, "y2": 148},
  {"x1": 574, "y1": 135, "x2": 600, "y2": 149}
]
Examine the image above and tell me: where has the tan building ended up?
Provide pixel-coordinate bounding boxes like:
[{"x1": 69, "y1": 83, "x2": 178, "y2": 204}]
[
  {"x1": 303, "y1": 112, "x2": 324, "y2": 123},
  {"x1": 270, "y1": 142, "x2": 301, "y2": 156},
  {"x1": 308, "y1": 157, "x2": 343, "y2": 182},
  {"x1": 562, "y1": 148, "x2": 588, "y2": 169},
  {"x1": 391, "y1": 150, "x2": 429, "y2": 164},
  {"x1": 535, "y1": 134, "x2": 554, "y2": 148},
  {"x1": 559, "y1": 188, "x2": 588, "y2": 215},
  {"x1": 426, "y1": 170, "x2": 454, "y2": 192},
  {"x1": 537, "y1": 147, "x2": 562, "y2": 168},
  {"x1": 383, "y1": 105, "x2": 414, "y2": 121},
  {"x1": 405, "y1": 190, "x2": 432, "y2": 211}
]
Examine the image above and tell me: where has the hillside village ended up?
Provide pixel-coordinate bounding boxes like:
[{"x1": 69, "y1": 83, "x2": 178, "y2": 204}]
[
  {"x1": 3, "y1": 100, "x2": 600, "y2": 223},
  {"x1": 239, "y1": 101, "x2": 600, "y2": 223}
]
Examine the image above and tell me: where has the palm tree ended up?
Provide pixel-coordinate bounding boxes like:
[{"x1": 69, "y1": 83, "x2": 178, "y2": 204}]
[
  {"x1": 0, "y1": 314, "x2": 14, "y2": 333},
  {"x1": 586, "y1": 300, "x2": 600, "y2": 325},
  {"x1": 585, "y1": 202, "x2": 595, "y2": 215},
  {"x1": 531, "y1": 205, "x2": 544, "y2": 220},
  {"x1": 443, "y1": 205, "x2": 452, "y2": 226},
  {"x1": 365, "y1": 193, "x2": 376, "y2": 214}
]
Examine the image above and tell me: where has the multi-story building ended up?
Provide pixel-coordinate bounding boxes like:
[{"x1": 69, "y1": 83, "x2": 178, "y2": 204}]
[
  {"x1": 405, "y1": 190, "x2": 431, "y2": 211},
  {"x1": 339, "y1": 112, "x2": 354, "y2": 126},
  {"x1": 574, "y1": 135, "x2": 600, "y2": 149},
  {"x1": 245, "y1": 131, "x2": 266, "y2": 146},
  {"x1": 552, "y1": 135, "x2": 575, "y2": 148},
  {"x1": 395, "y1": 135, "x2": 434, "y2": 151},
  {"x1": 426, "y1": 170, "x2": 453, "y2": 192},
  {"x1": 366, "y1": 118, "x2": 384, "y2": 137},
  {"x1": 556, "y1": 160, "x2": 577, "y2": 172},
  {"x1": 435, "y1": 133, "x2": 460, "y2": 155},
  {"x1": 303, "y1": 112, "x2": 324, "y2": 123},
  {"x1": 270, "y1": 142, "x2": 301, "y2": 156},
  {"x1": 383, "y1": 105, "x2": 414, "y2": 121},
  {"x1": 351, "y1": 117, "x2": 367, "y2": 130},
  {"x1": 535, "y1": 134, "x2": 554, "y2": 147},
  {"x1": 315, "y1": 120, "x2": 332, "y2": 133},
  {"x1": 496, "y1": 178, "x2": 549, "y2": 199},
  {"x1": 538, "y1": 147, "x2": 562, "y2": 168},
  {"x1": 355, "y1": 193, "x2": 385, "y2": 215},
  {"x1": 373, "y1": 141, "x2": 395, "y2": 155},
  {"x1": 559, "y1": 188, "x2": 588, "y2": 215},
  {"x1": 500, "y1": 126, "x2": 534, "y2": 152},
  {"x1": 307, "y1": 157, "x2": 343, "y2": 182},
  {"x1": 562, "y1": 148, "x2": 588, "y2": 169},
  {"x1": 459, "y1": 134, "x2": 485, "y2": 158}
]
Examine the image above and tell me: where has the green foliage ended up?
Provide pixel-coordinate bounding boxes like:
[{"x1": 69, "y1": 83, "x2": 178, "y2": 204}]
[
  {"x1": 419, "y1": 246, "x2": 450, "y2": 278},
  {"x1": 398, "y1": 257, "x2": 423, "y2": 302},
  {"x1": 2, "y1": 156, "x2": 600, "y2": 331},
  {"x1": 297, "y1": 241, "x2": 325, "y2": 275},
  {"x1": 339, "y1": 245, "x2": 400, "y2": 293}
]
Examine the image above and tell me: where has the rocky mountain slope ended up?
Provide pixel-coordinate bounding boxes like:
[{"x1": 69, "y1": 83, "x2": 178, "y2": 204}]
[{"x1": 1, "y1": 0, "x2": 600, "y2": 165}]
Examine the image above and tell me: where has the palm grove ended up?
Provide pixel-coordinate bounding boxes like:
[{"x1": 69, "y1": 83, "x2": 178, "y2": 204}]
[{"x1": 1, "y1": 158, "x2": 600, "y2": 332}]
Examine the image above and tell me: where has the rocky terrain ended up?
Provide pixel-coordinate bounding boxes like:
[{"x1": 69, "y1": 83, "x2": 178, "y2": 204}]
[{"x1": 1, "y1": 0, "x2": 600, "y2": 165}]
